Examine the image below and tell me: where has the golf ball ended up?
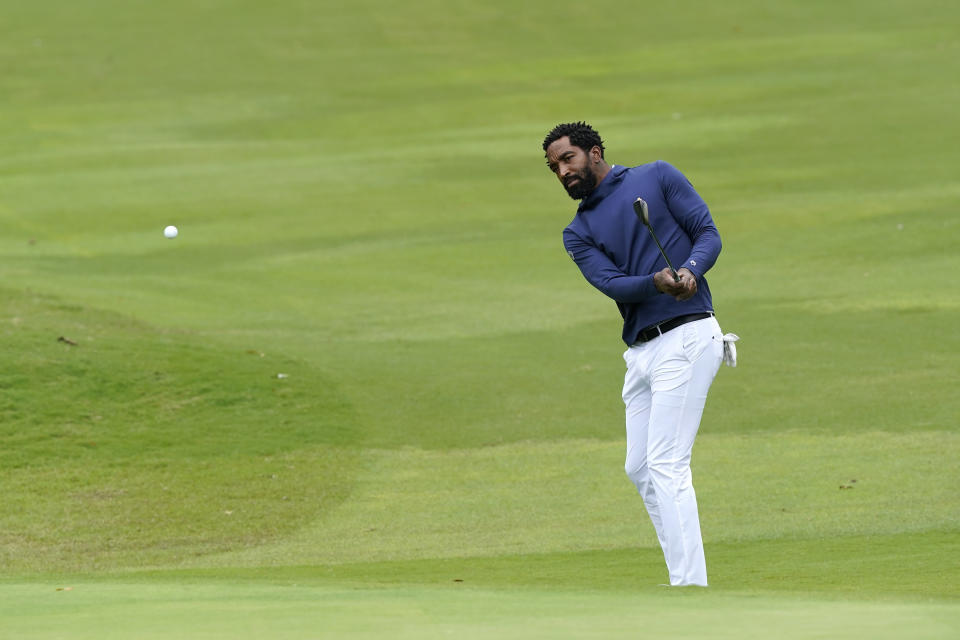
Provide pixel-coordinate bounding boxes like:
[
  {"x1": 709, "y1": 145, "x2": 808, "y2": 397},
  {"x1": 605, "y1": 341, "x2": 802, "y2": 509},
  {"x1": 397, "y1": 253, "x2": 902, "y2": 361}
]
[{"x1": 163, "y1": 225, "x2": 178, "y2": 239}]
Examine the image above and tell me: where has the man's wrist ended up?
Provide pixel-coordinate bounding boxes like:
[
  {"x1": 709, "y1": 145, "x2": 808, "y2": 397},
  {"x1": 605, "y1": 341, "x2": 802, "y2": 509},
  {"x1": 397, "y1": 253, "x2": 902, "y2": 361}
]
[{"x1": 653, "y1": 272, "x2": 665, "y2": 293}]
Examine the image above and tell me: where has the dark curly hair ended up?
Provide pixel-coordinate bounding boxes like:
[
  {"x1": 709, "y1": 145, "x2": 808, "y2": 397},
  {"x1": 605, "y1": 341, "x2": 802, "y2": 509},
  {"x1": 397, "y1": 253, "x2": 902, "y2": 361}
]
[{"x1": 542, "y1": 121, "x2": 605, "y2": 162}]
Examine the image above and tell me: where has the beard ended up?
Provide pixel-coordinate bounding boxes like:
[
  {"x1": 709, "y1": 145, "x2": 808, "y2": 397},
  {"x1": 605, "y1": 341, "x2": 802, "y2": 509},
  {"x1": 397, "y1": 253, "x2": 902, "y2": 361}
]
[{"x1": 563, "y1": 167, "x2": 598, "y2": 200}]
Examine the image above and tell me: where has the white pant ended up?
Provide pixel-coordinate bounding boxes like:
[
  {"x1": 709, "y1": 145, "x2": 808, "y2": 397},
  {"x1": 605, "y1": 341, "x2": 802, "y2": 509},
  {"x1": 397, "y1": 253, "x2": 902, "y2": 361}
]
[{"x1": 622, "y1": 316, "x2": 723, "y2": 586}]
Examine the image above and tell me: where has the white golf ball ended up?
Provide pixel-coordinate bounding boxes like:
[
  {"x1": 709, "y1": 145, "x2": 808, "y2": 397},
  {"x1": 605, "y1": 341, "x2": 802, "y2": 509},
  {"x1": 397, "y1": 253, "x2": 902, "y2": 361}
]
[{"x1": 163, "y1": 225, "x2": 178, "y2": 239}]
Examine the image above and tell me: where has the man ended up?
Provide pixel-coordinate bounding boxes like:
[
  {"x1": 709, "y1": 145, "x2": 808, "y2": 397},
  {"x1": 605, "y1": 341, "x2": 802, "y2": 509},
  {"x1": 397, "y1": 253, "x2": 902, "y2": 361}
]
[{"x1": 543, "y1": 121, "x2": 725, "y2": 587}]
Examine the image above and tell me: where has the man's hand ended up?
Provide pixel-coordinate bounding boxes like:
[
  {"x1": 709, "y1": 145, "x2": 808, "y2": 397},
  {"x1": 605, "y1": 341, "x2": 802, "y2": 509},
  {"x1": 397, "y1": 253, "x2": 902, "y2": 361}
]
[
  {"x1": 674, "y1": 268, "x2": 698, "y2": 301},
  {"x1": 654, "y1": 268, "x2": 683, "y2": 296},
  {"x1": 654, "y1": 267, "x2": 698, "y2": 301}
]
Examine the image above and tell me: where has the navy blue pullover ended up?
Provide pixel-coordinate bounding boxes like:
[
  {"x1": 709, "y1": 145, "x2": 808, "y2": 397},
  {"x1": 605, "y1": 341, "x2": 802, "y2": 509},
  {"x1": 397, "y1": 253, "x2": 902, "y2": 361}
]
[{"x1": 562, "y1": 161, "x2": 721, "y2": 346}]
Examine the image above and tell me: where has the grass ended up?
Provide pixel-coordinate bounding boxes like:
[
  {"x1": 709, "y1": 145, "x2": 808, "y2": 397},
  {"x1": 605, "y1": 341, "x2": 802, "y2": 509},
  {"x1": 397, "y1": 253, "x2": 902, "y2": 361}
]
[
  {"x1": 1, "y1": 0, "x2": 959, "y2": 636},
  {"x1": 4, "y1": 582, "x2": 958, "y2": 640}
]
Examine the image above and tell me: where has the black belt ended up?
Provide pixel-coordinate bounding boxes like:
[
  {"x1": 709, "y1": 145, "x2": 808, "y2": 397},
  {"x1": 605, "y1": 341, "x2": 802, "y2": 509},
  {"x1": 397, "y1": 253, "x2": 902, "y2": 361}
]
[{"x1": 634, "y1": 312, "x2": 713, "y2": 344}]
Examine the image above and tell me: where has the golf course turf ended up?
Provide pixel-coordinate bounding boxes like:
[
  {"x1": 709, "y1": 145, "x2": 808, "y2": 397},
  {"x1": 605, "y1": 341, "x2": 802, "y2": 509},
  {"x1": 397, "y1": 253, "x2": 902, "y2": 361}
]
[{"x1": 2, "y1": 0, "x2": 958, "y2": 637}]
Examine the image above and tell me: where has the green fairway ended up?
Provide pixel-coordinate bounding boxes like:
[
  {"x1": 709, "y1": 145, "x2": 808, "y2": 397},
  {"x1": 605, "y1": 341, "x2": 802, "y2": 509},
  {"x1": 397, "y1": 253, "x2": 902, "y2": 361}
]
[
  {"x1": 3, "y1": 582, "x2": 960, "y2": 640},
  {"x1": 2, "y1": 0, "x2": 959, "y2": 637}
]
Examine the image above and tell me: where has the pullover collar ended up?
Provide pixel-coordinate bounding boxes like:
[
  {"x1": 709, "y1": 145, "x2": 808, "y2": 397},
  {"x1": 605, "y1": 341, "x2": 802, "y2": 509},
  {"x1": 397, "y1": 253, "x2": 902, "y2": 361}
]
[{"x1": 577, "y1": 164, "x2": 627, "y2": 213}]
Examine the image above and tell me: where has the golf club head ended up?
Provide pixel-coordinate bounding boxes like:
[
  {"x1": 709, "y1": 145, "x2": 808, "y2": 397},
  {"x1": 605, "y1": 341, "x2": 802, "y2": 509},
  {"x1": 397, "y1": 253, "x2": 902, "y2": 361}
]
[{"x1": 632, "y1": 198, "x2": 650, "y2": 226}]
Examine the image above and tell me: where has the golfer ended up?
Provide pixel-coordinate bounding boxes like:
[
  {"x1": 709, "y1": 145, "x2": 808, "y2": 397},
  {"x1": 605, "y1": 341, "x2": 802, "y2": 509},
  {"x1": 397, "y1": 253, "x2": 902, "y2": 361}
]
[{"x1": 543, "y1": 121, "x2": 725, "y2": 587}]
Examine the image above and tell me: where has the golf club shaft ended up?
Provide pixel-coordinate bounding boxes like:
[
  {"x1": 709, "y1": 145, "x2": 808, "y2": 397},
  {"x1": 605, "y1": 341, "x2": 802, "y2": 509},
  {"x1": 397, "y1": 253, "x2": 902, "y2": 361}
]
[
  {"x1": 633, "y1": 199, "x2": 680, "y2": 282},
  {"x1": 646, "y1": 227, "x2": 680, "y2": 282}
]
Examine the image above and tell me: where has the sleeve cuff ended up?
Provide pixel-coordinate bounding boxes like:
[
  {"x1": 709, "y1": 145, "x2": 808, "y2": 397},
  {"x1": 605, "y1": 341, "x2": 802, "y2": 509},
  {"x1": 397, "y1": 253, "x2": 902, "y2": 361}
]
[{"x1": 682, "y1": 258, "x2": 702, "y2": 278}]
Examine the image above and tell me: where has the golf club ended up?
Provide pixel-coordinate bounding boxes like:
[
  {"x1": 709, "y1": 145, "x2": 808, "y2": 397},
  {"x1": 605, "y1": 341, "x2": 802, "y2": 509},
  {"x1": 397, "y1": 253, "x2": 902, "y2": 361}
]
[{"x1": 633, "y1": 197, "x2": 680, "y2": 282}]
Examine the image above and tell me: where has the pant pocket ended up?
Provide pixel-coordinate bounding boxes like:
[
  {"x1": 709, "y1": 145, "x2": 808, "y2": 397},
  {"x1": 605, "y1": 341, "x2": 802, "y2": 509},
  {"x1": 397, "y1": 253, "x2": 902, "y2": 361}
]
[{"x1": 680, "y1": 323, "x2": 701, "y2": 361}]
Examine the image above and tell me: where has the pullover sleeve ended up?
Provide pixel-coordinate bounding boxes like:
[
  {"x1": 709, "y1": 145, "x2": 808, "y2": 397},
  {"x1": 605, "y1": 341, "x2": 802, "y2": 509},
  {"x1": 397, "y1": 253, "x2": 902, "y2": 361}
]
[
  {"x1": 563, "y1": 228, "x2": 660, "y2": 303},
  {"x1": 657, "y1": 161, "x2": 721, "y2": 278}
]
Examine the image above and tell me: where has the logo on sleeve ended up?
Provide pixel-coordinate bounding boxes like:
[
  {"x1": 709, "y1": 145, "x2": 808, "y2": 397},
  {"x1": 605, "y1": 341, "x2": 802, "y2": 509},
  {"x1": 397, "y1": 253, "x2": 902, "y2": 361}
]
[
  {"x1": 689, "y1": 260, "x2": 697, "y2": 266},
  {"x1": 567, "y1": 250, "x2": 576, "y2": 261}
]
